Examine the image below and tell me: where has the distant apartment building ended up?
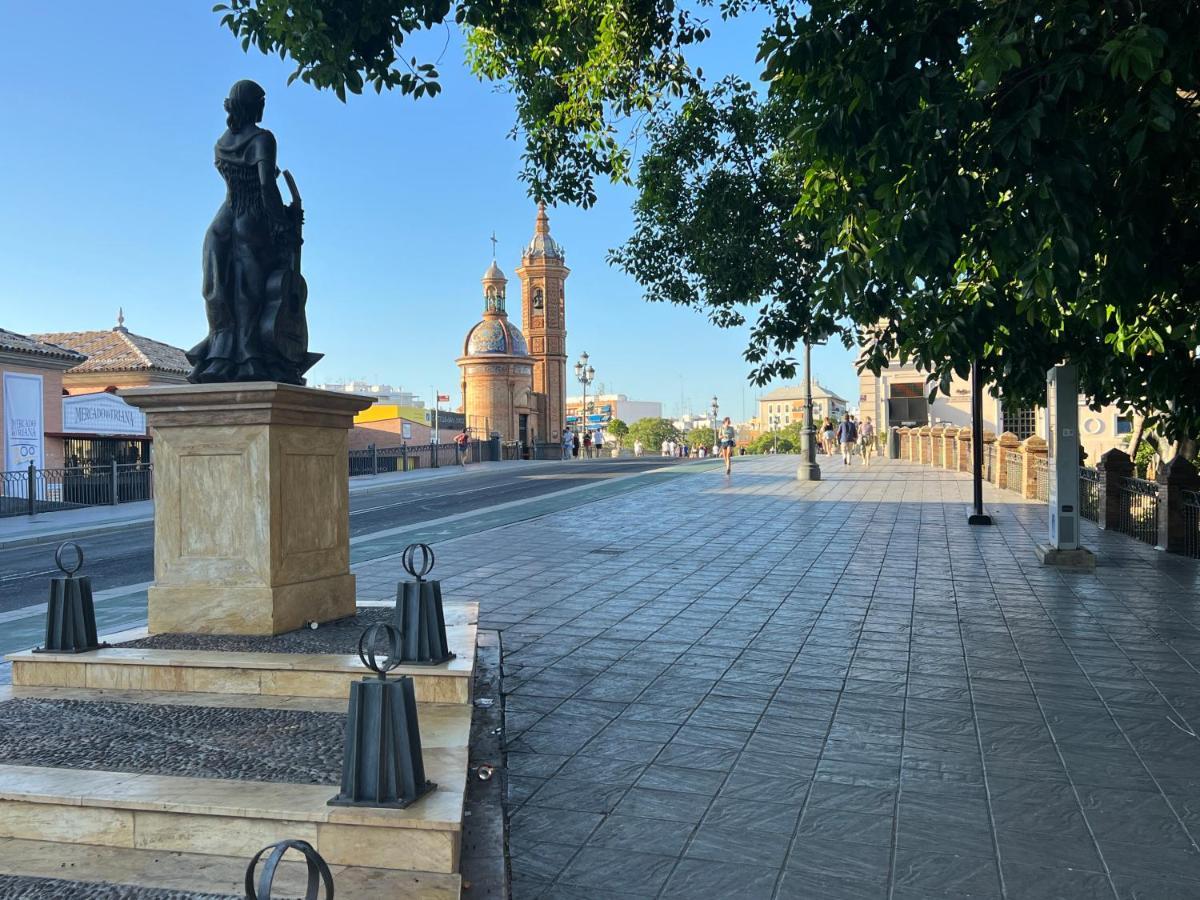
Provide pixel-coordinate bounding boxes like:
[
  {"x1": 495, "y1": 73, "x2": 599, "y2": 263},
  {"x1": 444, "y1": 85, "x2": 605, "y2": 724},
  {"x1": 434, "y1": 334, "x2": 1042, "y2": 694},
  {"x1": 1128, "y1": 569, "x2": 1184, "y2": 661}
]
[
  {"x1": 752, "y1": 384, "x2": 848, "y2": 434},
  {"x1": 314, "y1": 381, "x2": 426, "y2": 409},
  {"x1": 565, "y1": 394, "x2": 662, "y2": 432}
]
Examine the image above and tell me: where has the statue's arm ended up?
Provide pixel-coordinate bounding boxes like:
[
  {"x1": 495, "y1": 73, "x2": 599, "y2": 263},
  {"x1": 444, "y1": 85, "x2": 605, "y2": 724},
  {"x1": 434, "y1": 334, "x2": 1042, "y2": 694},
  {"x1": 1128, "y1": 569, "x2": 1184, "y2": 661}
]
[{"x1": 253, "y1": 132, "x2": 292, "y2": 241}]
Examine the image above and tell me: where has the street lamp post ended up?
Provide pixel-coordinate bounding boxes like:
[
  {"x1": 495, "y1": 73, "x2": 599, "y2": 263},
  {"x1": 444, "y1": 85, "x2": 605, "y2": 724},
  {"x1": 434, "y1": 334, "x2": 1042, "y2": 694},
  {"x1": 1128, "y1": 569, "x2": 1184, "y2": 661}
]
[
  {"x1": 710, "y1": 395, "x2": 719, "y2": 459},
  {"x1": 574, "y1": 351, "x2": 595, "y2": 459},
  {"x1": 797, "y1": 340, "x2": 821, "y2": 481}
]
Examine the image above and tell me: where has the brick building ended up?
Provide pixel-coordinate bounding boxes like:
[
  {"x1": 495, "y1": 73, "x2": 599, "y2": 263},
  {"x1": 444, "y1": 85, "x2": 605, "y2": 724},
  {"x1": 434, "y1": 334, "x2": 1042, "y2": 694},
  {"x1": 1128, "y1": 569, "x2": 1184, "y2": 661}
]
[{"x1": 458, "y1": 205, "x2": 568, "y2": 446}]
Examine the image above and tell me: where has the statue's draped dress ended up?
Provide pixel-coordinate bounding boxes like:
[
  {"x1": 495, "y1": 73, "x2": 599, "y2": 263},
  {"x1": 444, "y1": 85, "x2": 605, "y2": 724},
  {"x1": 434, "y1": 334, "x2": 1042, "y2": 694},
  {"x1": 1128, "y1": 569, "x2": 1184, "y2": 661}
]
[{"x1": 187, "y1": 127, "x2": 277, "y2": 382}]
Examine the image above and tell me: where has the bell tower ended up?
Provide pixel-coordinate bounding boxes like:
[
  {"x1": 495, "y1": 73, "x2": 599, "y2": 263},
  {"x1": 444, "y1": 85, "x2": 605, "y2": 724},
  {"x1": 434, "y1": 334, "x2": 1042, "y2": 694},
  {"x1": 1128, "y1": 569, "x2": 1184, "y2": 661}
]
[{"x1": 517, "y1": 202, "x2": 569, "y2": 442}]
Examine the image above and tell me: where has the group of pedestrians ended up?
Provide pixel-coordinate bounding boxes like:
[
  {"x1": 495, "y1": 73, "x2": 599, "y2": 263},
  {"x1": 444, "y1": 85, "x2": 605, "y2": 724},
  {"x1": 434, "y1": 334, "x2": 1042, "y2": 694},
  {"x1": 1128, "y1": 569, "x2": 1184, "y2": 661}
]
[
  {"x1": 560, "y1": 426, "x2": 607, "y2": 459},
  {"x1": 818, "y1": 413, "x2": 876, "y2": 465}
]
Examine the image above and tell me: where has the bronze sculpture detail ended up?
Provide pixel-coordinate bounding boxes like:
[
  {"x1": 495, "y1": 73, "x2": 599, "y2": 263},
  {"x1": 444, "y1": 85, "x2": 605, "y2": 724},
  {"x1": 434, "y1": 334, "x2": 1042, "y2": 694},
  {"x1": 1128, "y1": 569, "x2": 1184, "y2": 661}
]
[{"x1": 187, "y1": 80, "x2": 321, "y2": 385}]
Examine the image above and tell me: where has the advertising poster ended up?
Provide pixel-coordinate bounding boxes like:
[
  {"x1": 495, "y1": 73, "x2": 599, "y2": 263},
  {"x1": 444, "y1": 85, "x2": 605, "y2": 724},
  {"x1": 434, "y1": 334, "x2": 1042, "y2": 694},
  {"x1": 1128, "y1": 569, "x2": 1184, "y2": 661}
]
[{"x1": 3, "y1": 372, "x2": 44, "y2": 485}]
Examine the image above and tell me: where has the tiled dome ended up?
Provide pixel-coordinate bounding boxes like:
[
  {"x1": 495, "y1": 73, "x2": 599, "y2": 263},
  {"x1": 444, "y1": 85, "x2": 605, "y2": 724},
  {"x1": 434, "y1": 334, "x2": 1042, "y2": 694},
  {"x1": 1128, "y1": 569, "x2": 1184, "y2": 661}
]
[{"x1": 464, "y1": 318, "x2": 529, "y2": 357}]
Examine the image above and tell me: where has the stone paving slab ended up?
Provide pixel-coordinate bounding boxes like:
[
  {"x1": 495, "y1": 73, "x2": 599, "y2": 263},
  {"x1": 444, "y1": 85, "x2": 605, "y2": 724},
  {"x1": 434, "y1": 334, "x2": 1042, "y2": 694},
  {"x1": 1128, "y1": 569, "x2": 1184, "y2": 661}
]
[{"x1": 409, "y1": 454, "x2": 1200, "y2": 899}]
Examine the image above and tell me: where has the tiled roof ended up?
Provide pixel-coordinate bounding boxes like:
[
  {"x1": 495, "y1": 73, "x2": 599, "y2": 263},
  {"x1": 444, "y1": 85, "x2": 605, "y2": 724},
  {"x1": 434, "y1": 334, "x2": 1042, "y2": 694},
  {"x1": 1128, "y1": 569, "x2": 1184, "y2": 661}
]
[
  {"x1": 761, "y1": 383, "x2": 846, "y2": 402},
  {"x1": 0, "y1": 328, "x2": 86, "y2": 363},
  {"x1": 31, "y1": 329, "x2": 189, "y2": 375}
]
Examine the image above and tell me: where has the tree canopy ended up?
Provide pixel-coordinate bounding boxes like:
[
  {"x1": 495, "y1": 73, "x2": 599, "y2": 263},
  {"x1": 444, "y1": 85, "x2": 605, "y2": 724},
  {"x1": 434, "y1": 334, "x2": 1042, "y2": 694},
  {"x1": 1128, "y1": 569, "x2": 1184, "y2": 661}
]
[
  {"x1": 220, "y1": 0, "x2": 1200, "y2": 438},
  {"x1": 627, "y1": 417, "x2": 679, "y2": 451}
]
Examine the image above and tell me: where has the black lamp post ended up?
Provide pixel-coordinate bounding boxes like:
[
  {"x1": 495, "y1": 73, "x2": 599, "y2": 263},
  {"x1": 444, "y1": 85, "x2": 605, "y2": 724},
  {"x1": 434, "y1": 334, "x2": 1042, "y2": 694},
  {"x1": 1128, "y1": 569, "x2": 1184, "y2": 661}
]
[
  {"x1": 797, "y1": 340, "x2": 821, "y2": 481},
  {"x1": 574, "y1": 352, "x2": 595, "y2": 454}
]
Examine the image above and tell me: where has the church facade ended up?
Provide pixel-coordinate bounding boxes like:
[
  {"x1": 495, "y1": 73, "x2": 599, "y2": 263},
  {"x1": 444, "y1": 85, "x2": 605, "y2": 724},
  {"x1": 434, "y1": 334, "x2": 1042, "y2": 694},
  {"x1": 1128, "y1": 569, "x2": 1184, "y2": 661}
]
[{"x1": 458, "y1": 204, "x2": 569, "y2": 447}]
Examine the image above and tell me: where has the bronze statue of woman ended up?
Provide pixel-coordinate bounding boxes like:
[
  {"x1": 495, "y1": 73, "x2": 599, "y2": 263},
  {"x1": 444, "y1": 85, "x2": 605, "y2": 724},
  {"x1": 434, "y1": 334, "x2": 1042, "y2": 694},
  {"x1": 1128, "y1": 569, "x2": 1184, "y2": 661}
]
[{"x1": 187, "y1": 80, "x2": 320, "y2": 384}]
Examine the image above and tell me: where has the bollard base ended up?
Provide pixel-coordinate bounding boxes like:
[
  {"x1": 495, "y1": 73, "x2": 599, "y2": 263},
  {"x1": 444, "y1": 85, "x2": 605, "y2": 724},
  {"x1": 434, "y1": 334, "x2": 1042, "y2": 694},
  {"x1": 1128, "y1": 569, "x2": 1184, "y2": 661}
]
[
  {"x1": 967, "y1": 513, "x2": 993, "y2": 526},
  {"x1": 1035, "y1": 543, "x2": 1096, "y2": 571}
]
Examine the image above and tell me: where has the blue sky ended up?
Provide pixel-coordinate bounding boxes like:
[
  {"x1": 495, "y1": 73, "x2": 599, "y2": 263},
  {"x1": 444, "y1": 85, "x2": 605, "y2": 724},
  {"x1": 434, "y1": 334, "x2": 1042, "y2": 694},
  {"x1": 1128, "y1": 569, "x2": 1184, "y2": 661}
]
[{"x1": 0, "y1": 4, "x2": 857, "y2": 421}]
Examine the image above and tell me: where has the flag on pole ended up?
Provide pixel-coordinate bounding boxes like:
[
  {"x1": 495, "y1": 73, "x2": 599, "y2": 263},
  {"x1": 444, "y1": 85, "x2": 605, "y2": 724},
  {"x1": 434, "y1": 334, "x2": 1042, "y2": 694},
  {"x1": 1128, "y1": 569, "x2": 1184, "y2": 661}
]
[{"x1": 437, "y1": 394, "x2": 450, "y2": 403}]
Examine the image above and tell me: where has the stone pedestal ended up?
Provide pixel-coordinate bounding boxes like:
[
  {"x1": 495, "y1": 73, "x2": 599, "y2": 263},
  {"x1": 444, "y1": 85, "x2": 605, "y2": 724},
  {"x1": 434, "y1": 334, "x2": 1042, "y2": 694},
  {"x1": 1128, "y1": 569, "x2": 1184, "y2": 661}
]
[{"x1": 122, "y1": 383, "x2": 372, "y2": 635}]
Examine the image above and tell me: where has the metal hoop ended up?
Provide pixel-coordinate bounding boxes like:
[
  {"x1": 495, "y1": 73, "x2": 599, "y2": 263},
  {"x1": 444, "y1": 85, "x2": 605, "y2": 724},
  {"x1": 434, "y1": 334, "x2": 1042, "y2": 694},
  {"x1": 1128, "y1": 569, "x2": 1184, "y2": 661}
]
[
  {"x1": 54, "y1": 541, "x2": 84, "y2": 576},
  {"x1": 357, "y1": 623, "x2": 402, "y2": 676},
  {"x1": 244, "y1": 838, "x2": 335, "y2": 900},
  {"x1": 401, "y1": 543, "x2": 435, "y2": 581}
]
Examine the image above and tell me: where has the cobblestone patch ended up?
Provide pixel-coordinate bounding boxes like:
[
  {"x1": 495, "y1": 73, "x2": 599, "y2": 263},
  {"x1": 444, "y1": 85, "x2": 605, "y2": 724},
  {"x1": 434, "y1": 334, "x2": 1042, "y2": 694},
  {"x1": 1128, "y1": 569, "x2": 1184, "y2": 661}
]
[
  {"x1": 116, "y1": 607, "x2": 395, "y2": 654},
  {"x1": 0, "y1": 699, "x2": 342, "y2": 785},
  {"x1": 0, "y1": 875, "x2": 232, "y2": 899}
]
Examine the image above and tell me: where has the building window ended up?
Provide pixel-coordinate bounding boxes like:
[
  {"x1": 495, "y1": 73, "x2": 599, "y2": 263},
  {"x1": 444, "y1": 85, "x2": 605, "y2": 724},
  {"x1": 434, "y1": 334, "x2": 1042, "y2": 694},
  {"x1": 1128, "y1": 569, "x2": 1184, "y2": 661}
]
[
  {"x1": 1116, "y1": 415, "x2": 1134, "y2": 435},
  {"x1": 1002, "y1": 405, "x2": 1038, "y2": 440}
]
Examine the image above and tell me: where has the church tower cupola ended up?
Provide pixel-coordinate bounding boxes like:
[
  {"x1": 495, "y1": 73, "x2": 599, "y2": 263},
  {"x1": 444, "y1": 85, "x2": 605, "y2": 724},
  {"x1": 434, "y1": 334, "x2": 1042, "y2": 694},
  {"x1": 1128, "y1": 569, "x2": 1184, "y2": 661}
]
[{"x1": 482, "y1": 259, "x2": 507, "y2": 314}]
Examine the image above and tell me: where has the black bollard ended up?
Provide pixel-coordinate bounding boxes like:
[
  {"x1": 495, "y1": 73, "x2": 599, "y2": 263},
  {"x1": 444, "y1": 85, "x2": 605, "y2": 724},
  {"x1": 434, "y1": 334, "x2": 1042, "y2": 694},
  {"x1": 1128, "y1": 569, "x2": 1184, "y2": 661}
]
[
  {"x1": 393, "y1": 543, "x2": 454, "y2": 665},
  {"x1": 244, "y1": 838, "x2": 334, "y2": 900},
  {"x1": 36, "y1": 542, "x2": 103, "y2": 654},
  {"x1": 328, "y1": 624, "x2": 436, "y2": 809}
]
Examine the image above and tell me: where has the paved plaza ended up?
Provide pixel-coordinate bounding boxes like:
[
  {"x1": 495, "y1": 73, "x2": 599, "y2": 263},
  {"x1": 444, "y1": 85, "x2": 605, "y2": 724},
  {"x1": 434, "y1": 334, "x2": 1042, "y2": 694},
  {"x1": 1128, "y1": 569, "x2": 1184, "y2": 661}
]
[{"x1": 422, "y1": 454, "x2": 1200, "y2": 899}]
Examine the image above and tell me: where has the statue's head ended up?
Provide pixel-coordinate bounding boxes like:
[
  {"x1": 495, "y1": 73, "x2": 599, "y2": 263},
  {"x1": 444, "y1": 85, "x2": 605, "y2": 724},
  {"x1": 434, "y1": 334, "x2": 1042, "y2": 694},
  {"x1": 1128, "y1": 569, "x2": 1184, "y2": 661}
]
[{"x1": 224, "y1": 80, "x2": 266, "y2": 132}]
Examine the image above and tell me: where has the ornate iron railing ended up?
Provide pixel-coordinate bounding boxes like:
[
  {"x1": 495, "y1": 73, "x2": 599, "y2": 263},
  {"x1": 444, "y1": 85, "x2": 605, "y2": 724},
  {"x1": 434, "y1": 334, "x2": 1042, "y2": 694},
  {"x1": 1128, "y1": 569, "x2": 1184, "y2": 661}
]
[
  {"x1": 1117, "y1": 476, "x2": 1160, "y2": 545},
  {"x1": 1182, "y1": 489, "x2": 1200, "y2": 559},
  {"x1": 1005, "y1": 451, "x2": 1023, "y2": 494},
  {"x1": 1079, "y1": 467, "x2": 1100, "y2": 522},
  {"x1": 1031, "y1": 455, "x2": 1049, "y2": 502},
  {"x1": 0, "y1": 462, "x2": 153, "y2": 518}
]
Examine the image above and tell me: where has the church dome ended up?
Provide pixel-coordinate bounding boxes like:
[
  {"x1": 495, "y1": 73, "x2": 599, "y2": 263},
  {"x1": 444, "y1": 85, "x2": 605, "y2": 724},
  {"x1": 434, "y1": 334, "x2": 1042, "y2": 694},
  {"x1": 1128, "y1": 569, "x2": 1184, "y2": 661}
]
[
  {"x1": 484, "y1": 260, "x2": 506, "y2": 281},
  {"x1": 464, "y1": 317, "x2": 529, "y2": 357}
]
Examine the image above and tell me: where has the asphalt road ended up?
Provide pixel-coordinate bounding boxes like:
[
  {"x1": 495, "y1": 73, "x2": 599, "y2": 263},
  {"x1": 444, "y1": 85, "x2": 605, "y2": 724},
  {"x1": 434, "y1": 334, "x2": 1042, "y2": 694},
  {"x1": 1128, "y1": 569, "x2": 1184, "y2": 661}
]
[{"x1": 0, "y1": 457, "x2": 688, "y2": 614}]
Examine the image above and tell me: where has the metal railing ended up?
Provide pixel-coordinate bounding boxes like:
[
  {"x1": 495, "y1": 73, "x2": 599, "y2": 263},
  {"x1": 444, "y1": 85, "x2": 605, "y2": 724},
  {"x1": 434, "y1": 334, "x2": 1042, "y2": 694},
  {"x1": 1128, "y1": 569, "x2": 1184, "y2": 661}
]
[
  {"x1": 1, "y1": 462, "x2": 153, "y2": 517},
  {"x1": 1117, "y1": 476, "x2": 1159, "y2": 546},
  {"x1": 983, "y1": 444, "x2": 997, "y2": 483},
  {"x1": 1005, "y1": 450, "x2": 1023, "y2": 494},
  {"x1": 1079, "y1": 467, "x2": 1100, "y2": 522},
  {"x1": 1182, "y1": 489, "x2": 1200, "y2": 559},
  {"x1": 348, "y1": 443, "x2": 467, "y2": 476},
  {"x1": 1031, "y1": 455, "x2": 1049, "y2": 502}
]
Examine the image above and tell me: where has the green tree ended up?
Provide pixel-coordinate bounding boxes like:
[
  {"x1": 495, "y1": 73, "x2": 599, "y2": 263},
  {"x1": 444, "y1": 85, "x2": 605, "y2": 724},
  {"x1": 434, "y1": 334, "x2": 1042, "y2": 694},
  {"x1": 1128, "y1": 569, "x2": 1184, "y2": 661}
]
[
  {"x1": 606, "y1": 418, "x2": 629, "y2": 448},
  {"x1": 214, "y1": 0, "x2": 706, "y2": 205},
  {"x1": 627, "y1": 417, "x2": 679, "y2": 452},
  {"x1": 221, "y1": 1, "x2": 1200, "y2": 438},
  {"x1": 684, "y1": 426, "x2": 716, "y2": 451},
  {"x1": 748, "y1": 432, "x2": 794, "y2": 454}
]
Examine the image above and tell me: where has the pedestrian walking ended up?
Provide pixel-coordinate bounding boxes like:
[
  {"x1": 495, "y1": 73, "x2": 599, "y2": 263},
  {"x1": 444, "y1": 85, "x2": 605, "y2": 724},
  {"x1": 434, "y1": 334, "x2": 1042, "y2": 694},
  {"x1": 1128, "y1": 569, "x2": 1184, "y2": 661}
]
[
  {"x1": 859, "y1": 416, "x2": 876, "y2": 466},
  {"x1": 573, "y1": 431, "x2": 581, "y2": 459},
  {"x1": 836, "y1": 414, "x2": 858, "y2": 466},
  {"x1": 634, "y1": 439, "x2": 644, "y2": 457},
  {"x1": 453, "y1": 428, "x2": 470, "y2": 466},
  {"x1": 583, "y1": 431, "x2": 593, "y2": 459},
  {"x1": 719, "y1": 417, "x2": 736, "y2": 475},
  {"x1": 661, "y1": 439, "x2": 670, "y2": 457},
  {"x1": 594, "y1": 430, "x2": 604, "y2": 457},
  {"x1": 562, "y1": 426, "x2": 575, "y2": 461},
  {"x1": 821, "y1": 416, "x2": 836, "y2": 455}
]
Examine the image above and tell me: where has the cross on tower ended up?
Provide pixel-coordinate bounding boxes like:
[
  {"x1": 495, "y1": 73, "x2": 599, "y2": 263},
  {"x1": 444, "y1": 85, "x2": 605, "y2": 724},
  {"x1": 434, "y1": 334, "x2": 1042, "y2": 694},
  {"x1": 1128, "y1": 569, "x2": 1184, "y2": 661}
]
[{"x1": 489, "y1": 231, "x2": 498, "y2": 258}]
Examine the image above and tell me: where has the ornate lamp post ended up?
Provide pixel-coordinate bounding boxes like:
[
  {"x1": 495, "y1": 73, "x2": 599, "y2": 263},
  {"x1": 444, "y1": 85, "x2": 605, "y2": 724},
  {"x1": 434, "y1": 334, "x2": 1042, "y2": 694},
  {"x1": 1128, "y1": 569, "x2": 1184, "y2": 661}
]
[
  {"x1": 574, "y1": 351, "x2": 595, "y2": 455},
  {"x1": 710, "y1": 396, "x2": 719, "y2": 457},
  {"x1": 797, "y1": 340, "x2": 821, "y2": 481}
]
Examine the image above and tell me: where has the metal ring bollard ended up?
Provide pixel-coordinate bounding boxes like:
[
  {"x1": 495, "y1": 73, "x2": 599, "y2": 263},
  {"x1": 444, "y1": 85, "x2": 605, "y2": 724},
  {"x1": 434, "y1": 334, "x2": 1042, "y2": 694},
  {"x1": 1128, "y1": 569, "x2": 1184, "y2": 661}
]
[
  {"x1": 357, "y1": 622, "x2": 403, "y2": 677},
  {"x1": 401, "y1": 542, "x2": 435, "y2": 581},
  {"x1": 54, "y1": 541, "x2": 85, "y2": 576},
  {"x1": 244, "y1": 838, "x2": 334, "y2": 900}
]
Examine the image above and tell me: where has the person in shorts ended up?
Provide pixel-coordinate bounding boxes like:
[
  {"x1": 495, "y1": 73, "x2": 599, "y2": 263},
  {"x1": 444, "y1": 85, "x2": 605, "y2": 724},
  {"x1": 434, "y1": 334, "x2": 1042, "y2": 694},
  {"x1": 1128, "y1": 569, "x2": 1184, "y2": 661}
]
[
  {"x1": 859, "y1": 416, "x2": 876, "y2": 465},
  {"x1": 719, "y1": 417, "x2": 736, "y2": 475}
]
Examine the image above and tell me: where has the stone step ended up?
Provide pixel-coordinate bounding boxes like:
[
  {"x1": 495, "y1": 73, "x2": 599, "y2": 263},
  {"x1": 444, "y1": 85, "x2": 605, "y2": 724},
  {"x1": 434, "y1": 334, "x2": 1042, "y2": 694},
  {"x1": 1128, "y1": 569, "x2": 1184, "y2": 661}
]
[
  {"x1": 0, "y1": 837, "x2": 461, "y2": 899},
  {"x1": 0, "y1": 755, "x2": 466, "y2": 875},
  {"x1": 6, "y1": 602, "x2": 477, "y2": 704}
]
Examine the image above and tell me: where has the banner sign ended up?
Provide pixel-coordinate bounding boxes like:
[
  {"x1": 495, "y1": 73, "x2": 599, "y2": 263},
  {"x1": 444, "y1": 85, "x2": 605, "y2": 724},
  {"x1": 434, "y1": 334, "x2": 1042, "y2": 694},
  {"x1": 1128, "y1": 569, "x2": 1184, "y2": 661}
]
[
  {"x1": 3, "y1": 371, "x2": 44, "y2": 473},
  {"x1": 62, "y1": 392, "x2": 147, "y2": 436}
]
